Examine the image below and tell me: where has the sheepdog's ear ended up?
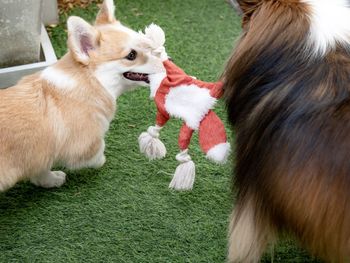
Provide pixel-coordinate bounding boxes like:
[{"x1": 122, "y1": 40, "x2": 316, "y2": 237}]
[
  {"x1": 95, "y1": 0, "x2": 116, "y2": 25},
  {"x1": 236, "y1": 0, "x2": 262, "y2": 14},
  {"x1": 231, "y1": 0, "x2": 263, "y2": 28},
  {"x1": 67, "y1": 16, "x2": 100, "y2": 65}
]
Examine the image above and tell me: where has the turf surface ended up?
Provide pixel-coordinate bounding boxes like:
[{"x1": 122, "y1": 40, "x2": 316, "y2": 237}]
[{"x1": 0, "y1": 0, "x2": 321, "y2": 262}]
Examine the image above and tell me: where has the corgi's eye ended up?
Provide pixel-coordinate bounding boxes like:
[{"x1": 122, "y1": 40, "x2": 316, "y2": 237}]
[{"x1": 126, "y1": 50, "x2": 137, "y2": 61}]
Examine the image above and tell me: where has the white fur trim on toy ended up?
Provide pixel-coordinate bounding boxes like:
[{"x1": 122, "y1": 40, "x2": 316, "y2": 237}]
[
  {"x1": 149, "y1": 72, "x2": 166, "y2": 98},
  {"x1": 138, "y1": 125, "x2": 166, "y2": 160},
  {"x1": 165, "y1": 84, "x2": 217, "y2": 130},
  {"x1": 206, "y1": 142, "x2": 231, "y2": 164},
  {"x1": 160, "y1": 49, "x2": 168, "y2": 62}
]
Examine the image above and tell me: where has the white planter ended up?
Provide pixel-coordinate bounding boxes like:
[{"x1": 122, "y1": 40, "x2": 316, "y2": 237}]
[
  {"x1": 0, "y1": 25, "x2": 57, "y2": 89},
  {"x1": 43, "y1": 0, "x2": 58, "y2": 25},
  {"x1": 0, "y1": 0, "x2": 43, "y2": 67}
]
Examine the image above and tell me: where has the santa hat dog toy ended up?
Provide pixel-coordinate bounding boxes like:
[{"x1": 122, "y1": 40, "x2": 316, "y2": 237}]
[{"x1": 139, "y1": 24, "x2": 230, "y2": 190}]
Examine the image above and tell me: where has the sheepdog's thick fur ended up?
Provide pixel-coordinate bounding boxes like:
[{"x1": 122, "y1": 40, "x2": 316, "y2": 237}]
[
  {"x1": 224, "y1": 0, "x2": 350, "y2": 262},
  {"x1": 0, "y1": 0, "x2": 164, "y2": 192}
]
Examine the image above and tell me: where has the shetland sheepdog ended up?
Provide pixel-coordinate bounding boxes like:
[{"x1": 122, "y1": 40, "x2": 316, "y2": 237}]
[
  {"x1": 224, "y1": 0, "x2": 350, "y2": 262},
  {"x1": 0, "y1": 0, "x2": 164, "y2": 192}
]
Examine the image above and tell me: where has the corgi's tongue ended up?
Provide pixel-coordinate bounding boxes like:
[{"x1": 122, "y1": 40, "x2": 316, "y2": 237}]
[{"x1": 123, "y1": 72, "x2": 149, "y2": 83}]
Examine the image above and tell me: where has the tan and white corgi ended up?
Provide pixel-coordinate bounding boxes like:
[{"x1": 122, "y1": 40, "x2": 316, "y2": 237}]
[{"x1": 0, "y1": 0, "x2": 164, "y2": 191}]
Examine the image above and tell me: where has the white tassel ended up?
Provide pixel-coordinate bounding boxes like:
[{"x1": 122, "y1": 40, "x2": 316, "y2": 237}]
[
  {"x1": 142, "y1": 23, "x2": 168, "y2": 61},
  {"x1": 169, "y1": 149, "x2": 196, "y2": 191},
  {"x1": 138, "y1": 125, "x2": 166, "y2": 160},
  {"x1": 144, "y1": 23, "x2": 166, "y2": 49}
]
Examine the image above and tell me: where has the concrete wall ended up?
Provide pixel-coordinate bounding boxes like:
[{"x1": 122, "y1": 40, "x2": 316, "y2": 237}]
[
  {"x1": 43, "y1": 0, "x2": 58, "y2": 25},
  {"x1": 0, "y1": 0, "x2": 43, "y2": 68}
]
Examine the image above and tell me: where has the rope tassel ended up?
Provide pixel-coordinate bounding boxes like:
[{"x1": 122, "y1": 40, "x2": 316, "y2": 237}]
[
  {"x1": 169, "y1": 149, "x2": 196, "y2": 191},
  {"x1": 138, "y1": 125, "x2": 166, "y2": 160}
]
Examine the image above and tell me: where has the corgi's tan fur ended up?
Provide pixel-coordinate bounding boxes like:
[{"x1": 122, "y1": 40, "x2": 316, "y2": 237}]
[{"x1": 0, "y1": 0, "x2": 164, "y2": 191}]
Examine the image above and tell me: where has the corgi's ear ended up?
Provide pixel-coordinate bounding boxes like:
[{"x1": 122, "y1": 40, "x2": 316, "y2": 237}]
[
  {"x1": 95, "y1": 0, "x2": 116, "y2": 25},
  {"x1": 67, "y1": 16, "x2": 100, "y2": 65}
]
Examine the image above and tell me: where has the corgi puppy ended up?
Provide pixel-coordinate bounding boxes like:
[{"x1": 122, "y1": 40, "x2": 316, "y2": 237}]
[
  {"x1": 0, "y1": 0, "x2": 164, "y2": 192},
  {"x1": 224, "y1": 0, "x2": 350, "y2": 262}
]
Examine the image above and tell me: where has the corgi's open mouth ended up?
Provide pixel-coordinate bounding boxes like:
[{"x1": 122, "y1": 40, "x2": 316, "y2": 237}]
[{"x1": 123, "y1": 72, "x2": 149, "y2": 83}]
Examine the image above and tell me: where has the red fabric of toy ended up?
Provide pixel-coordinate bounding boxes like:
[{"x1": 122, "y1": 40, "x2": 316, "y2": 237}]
[{"x1": 153, "y1": 60, "x2": 228, "y2": 159}]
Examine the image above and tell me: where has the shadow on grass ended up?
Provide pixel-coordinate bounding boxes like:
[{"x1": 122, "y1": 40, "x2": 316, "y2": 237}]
[{"x1": 0, "y1": 168, "x2": 102, "y2": 213}]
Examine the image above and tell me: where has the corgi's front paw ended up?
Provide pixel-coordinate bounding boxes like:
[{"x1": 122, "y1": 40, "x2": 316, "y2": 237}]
[
  {"x1": 31, "y1": 170, "x2": 66, "y2": 188},
  {"x1": 91, "y1": 154, "x2": 106, "y2": 169}
]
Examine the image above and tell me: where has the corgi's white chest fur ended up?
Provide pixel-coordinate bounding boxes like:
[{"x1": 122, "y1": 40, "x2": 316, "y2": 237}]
[
  {"x1": 41, "y1": 67, "x2": 77, "y2": 91},
  {"x1": 94, "y1": 61, "x2": 125, "y2": 99},
  {"x1": 164, "y1": 85, "x2": 217, "y2": 130}
]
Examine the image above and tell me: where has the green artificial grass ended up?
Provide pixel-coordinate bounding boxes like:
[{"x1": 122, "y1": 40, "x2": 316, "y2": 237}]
[{"x1": 0, "y1": 0, "x2": 321, "y2": 262}]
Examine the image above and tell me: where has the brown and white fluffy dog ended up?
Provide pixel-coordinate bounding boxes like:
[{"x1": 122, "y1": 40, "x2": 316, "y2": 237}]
[
  {"x1": 0, "y1": 0, "x2": 164, "y2": 192},
  {"x1": 224, "y1": 0, "x2": 350, "y2": 262}
]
